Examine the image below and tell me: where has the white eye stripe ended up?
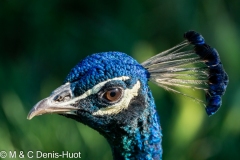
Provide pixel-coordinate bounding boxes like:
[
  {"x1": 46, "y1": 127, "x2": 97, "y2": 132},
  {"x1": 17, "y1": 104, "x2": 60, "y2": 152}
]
[
  {"x1": 54, "y1": 76, "x2": 130, "y2": 107},
  {"x1": 92, "y1": 80, "x2": 141, "y2": 116}
]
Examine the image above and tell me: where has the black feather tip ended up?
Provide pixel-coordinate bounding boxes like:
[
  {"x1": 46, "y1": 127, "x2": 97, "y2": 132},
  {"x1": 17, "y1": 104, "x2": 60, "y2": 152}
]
[{"x1": 184, "y1": 31, "x2": 229, "y2": 116}]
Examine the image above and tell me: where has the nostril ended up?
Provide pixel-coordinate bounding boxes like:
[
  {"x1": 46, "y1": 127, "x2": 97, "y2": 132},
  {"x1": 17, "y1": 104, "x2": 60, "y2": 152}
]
[{"x1": 54, "y1": 91, "x2": 71, "y2": 102}]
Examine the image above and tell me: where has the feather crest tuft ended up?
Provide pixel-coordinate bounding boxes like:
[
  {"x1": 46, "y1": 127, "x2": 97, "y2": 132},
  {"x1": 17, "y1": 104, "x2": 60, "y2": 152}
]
[{"x1": 142, "y1": 31, "x2": 228, "y2": 116}]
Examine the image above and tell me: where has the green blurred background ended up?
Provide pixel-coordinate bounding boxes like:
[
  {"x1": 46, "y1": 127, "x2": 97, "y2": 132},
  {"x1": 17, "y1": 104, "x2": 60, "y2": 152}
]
[{"x1": 0, "y1": 0, "x2": 239, "y2": 160}]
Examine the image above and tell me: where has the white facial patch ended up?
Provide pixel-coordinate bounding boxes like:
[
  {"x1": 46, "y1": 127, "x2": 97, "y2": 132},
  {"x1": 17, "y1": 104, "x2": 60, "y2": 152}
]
[
  {"x1": 53, "y1": 76, "x2": 130, "y2": 107},
  {"x1": 92, "y1": 80, "x2": 141, "y2": 116}
]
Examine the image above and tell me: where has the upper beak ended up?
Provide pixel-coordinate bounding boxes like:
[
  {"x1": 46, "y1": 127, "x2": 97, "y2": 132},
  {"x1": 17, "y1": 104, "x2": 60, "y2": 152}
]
[
  {"x1": 27, "y1": 98, "x2": 78, "y2": 120},
  {"x1": 27, "y1": 83, "x2": 79, "y2": 120}
]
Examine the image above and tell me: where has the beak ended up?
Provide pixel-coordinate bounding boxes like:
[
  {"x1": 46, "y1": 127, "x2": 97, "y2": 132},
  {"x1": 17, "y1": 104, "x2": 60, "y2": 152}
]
[{"x1": 27, "y1": 83, "x2": 79, "y2": 120}]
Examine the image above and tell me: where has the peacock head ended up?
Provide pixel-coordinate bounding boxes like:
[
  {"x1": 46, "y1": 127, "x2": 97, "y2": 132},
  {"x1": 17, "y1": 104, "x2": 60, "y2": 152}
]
[
  {"x1": 27, "y1": 30, "x2": 229, "y2": 137},
  {"x1": 27, "y1": 51, "x2": 152, "y2": 133}
]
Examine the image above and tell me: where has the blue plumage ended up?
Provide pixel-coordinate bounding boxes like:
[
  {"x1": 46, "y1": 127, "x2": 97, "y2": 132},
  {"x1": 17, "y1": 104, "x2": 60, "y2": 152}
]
[
  {"x1": 64, "y1": 51, "x2": 149, "y2": 92},
  {"x1": 62, "y1": 52, "x2": 162, "y2": 159},
  {"x1": 28, "y1": 31, "x2": 228, "y2": 160}
]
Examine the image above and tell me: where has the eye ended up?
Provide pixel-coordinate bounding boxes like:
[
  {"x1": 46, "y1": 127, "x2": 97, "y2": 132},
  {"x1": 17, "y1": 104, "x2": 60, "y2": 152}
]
[{"x1": 103, "y1": 88, "x2": 123, "y2": 102}]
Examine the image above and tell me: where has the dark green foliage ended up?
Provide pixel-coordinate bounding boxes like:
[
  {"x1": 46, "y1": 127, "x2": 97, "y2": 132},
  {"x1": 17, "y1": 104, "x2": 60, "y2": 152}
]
[{"x1": 0, "y1": 0, "x2": 239, "y2": 159}]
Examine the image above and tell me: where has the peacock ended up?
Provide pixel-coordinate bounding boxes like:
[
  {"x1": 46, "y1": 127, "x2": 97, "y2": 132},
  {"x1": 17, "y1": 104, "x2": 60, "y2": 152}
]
[{"x1": 27, "y1": 31, "x2": 228, "y2": 160}]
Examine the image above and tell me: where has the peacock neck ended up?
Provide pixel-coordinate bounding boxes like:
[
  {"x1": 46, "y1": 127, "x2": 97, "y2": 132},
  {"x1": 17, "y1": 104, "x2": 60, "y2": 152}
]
[{"x1": 105, "y1": 91, "x2": 162, "y2": 160}]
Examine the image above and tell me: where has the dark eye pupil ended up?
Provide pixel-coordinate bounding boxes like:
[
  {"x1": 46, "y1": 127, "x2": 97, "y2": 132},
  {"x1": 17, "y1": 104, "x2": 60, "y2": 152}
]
[{"x1": 110, "y1": 91, "x2": 116, "y2": 97}]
